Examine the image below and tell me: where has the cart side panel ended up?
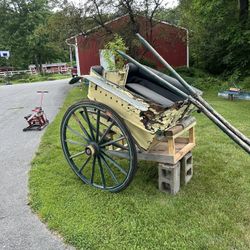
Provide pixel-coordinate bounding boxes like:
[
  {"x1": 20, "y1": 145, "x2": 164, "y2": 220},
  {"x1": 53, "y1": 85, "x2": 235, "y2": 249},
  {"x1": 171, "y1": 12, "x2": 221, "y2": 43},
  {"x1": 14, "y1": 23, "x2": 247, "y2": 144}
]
[{"x1": 88, "y1": 82, "x2": 155, "y2": 149}]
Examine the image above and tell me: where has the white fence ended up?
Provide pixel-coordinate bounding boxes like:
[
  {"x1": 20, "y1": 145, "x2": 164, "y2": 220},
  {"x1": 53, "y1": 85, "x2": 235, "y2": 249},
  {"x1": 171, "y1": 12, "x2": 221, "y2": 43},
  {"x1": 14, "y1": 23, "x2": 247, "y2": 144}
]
[{"x1": 0, "y1": 66, "x2": 71, "y2": 78}]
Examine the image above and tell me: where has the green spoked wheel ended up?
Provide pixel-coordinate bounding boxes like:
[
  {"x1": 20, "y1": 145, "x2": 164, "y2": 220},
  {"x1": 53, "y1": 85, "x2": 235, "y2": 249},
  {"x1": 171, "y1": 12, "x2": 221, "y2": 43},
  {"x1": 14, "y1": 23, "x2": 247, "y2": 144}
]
[{"x1": 60, "y1": 100, "x2": 137, "y2": 192}]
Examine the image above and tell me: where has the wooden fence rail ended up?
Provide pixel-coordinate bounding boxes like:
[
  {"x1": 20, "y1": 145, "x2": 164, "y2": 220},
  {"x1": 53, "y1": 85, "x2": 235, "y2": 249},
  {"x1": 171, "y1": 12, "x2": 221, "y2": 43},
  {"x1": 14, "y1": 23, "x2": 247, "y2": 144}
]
[{"x1": 0, "y1": 70, "x2": 35, "y2": 77}]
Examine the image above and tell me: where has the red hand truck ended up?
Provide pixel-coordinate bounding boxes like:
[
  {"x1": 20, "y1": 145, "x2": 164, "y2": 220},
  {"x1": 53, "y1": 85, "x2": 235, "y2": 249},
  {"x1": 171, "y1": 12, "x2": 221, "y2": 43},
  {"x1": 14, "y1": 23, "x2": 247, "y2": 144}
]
[{"x1": 23, "y1": 91, "x2": 49, "y2": 131}]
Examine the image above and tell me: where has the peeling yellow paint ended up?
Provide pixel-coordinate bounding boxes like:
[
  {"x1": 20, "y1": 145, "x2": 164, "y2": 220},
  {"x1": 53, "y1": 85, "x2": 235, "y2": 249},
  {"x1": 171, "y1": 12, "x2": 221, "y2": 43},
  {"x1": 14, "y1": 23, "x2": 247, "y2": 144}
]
[{"x1": 87, "y1": 70, "x2": 196, "y2": 150}]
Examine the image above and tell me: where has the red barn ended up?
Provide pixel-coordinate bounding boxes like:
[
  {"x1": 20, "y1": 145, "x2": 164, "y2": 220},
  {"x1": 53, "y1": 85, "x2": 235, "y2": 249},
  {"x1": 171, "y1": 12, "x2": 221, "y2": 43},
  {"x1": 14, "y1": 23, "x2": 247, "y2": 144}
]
[{"x1": 66, "y1": 14, "x2": 189, "y2": 75}]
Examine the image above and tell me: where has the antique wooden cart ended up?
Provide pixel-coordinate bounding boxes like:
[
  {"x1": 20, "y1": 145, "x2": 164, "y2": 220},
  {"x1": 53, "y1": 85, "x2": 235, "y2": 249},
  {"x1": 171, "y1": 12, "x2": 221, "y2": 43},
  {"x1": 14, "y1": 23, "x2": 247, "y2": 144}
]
[
  {"x1": 60, "y1": 34, "x2": 250, "y2": 193},
  {"x1": 60, "y1": 61, "x2": 202, "y2": 192}
]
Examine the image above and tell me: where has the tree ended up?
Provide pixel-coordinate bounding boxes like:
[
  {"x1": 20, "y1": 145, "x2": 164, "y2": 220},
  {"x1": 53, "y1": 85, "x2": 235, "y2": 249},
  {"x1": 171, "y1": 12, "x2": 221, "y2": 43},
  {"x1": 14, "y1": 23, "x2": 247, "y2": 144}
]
[
  {"x1": 0, "y1": 0, "x2": 50, "y2": 69},
  {"x1": 179, "y1": 0, "x2": 250, "y2": 75},
  {"x1": 84, "y1": 0, "x2": 113, "y2": 34},
  {"x1": 0, "y1": 0, "x2": 77, "y2": 70},
  {"x1": 154, "y1": 6, "x2": 181, "y2": 25},
  {"x1": 83, "y1": 0, "x2": 164, "y2": 57},
  {"x1": 239, "y1": 0, "x2": 249, "y2": 24},
  {"x1": 28, "y1": 23, "x2": 67, "y2": 72},
  {"x1": 43, "y1": 4, "x2": 92, "y2": 62}
]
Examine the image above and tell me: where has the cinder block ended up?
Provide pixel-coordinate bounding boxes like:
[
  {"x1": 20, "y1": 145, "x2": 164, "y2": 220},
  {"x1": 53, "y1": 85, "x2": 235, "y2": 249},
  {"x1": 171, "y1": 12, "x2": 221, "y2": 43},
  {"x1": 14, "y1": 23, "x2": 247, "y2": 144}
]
[
  {"x1": 180, "y1": 152, "x2": 193, "y2": 185},
  {"x1": 158, "y1": 162, "x2": 180, "y2": 195}
]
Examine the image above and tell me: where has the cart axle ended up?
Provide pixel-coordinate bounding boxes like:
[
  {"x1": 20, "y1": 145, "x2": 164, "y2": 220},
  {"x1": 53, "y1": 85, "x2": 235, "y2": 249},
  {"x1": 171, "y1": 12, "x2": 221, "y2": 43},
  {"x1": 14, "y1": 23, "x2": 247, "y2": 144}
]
[{"x1": 85, "y1": 144, "x2": 99, "y2": 156}]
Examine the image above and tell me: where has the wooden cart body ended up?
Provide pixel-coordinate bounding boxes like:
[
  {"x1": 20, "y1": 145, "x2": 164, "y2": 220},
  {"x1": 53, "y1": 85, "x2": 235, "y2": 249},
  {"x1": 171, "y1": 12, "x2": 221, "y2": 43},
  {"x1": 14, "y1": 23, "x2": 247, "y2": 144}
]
[{"x1": 85, "y1": 63, "x2": 200, "y2": 150}]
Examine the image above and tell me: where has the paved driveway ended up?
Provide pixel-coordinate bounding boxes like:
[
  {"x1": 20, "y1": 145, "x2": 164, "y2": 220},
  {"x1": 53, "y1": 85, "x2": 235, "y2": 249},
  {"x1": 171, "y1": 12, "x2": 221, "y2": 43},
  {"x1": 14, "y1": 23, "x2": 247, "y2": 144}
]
[{"x1": 0, "y1": 80, "x2": 74, "y2": 249}]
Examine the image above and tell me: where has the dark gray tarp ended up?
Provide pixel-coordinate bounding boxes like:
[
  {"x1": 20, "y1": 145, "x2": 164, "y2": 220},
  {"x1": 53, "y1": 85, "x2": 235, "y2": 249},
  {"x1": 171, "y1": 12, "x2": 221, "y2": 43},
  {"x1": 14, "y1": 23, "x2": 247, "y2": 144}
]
[
  {"x1": 126, "y1": 63, "x2": 202, "y2": 96},
  {"x1": 126, "y1": 83, "x2": 175, "y2": 108},
  {"x1": 146, "y1": 66, "x2": 203, "y2": 96},
  {"x1": 91, "y1": 63, "x2": 202, "y2": 107}
]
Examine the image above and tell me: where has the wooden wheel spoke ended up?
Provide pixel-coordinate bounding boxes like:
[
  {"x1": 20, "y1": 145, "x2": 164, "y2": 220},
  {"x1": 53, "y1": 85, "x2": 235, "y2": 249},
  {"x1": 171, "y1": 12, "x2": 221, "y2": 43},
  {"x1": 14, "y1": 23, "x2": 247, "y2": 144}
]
[
  {"x1": 72, "y1": 113, "x2": 92, "y2": 140},
  {"x1": 65, "y1": 139, "x2": 87, "y2": 146},
  {"x1": 101, "y1": 151, "x2": 127, "y2": 175},
  {"x1": 97, "y1": 156, "x2": 106, "y2": 188},
  {"x1": 104, "y1": 142, "x2": 128, "y2": 150},
  {"x1": 82, "y1": 107, "x2": 95, "y2": 140},
  {"x1": 78, "y1": 156, "x2": 91, "y2": 173},
  {"x1": 99, "y1": 121, "x2": 115, "y2": 144},
  {"x1": 100, "y1": 154, "x2": 119, "y2": 185},
  {"x1": 80, "y1": 111, "x2": 99, "y2": 140},
  {"x1": 100, "y1": 136, "x2": 125, "y2": 148},
  {"x1": 66, "y1": 125, "x2": 88, "y2": 142},
  {"x1": 111, "y1": 142, "x2": 129, "y2": 151},
  {"x1": 90, "y1": 155, "x2": 96, "y2": 184},
  {"x1": 103, "y1": 149, "x2": 130, "y2": 159},
  {"x1": 70, "y1": 150, "x2": 86, "y2": 159},
  {"x1": 96, "y1": 110, "x2": 100, "y2": 142}
]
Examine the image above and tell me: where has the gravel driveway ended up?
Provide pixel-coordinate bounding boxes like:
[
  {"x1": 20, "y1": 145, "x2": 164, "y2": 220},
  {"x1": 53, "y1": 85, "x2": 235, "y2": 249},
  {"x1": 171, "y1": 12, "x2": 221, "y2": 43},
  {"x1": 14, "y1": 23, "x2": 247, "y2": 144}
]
[{"x1": 0, "y1": 80, "x2": 74, "y2": 250}]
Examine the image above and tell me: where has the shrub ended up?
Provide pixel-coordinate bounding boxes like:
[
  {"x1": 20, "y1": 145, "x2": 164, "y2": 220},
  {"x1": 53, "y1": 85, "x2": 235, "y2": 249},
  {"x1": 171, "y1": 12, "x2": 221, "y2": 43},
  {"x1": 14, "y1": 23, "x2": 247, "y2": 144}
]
[
  {"x1": 15, "y1": 79, "x2": 27, "y2": 83},
  {"x1": 175, "y1": 66, "x2": 195, "y2": 77},
  {"x1": 241, "y1": 76, "x2": 250, "y2": 90},
  {"x1": 10, "y1": 73, "x2": 30, "y2": 80},
  {"x1": 139, "y1": 58, "x2": 157, "y2": 68}
]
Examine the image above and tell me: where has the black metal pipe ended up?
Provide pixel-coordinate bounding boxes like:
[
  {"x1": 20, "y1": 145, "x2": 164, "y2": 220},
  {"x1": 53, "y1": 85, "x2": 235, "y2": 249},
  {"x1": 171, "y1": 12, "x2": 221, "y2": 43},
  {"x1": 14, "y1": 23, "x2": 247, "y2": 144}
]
[
  {"x1": 136, "y1": 33, "x2": 250, "y2": 147},
  {"x1": 117, "y1": 50, "x2": 250, "y2": 154}
]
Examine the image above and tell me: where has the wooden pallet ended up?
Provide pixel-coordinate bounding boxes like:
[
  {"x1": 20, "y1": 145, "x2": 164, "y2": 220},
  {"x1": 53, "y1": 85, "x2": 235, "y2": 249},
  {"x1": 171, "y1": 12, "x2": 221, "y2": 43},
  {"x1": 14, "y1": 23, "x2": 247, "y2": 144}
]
[{"x1": 137, "y1": 118, "x2": 196, "y2": 164}]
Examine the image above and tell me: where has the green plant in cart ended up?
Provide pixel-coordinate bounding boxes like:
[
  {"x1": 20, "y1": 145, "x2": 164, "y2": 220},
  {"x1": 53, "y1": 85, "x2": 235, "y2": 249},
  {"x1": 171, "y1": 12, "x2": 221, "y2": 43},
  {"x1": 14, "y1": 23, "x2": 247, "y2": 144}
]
[{"x1": 103, "y1": 34, "x2": 128, "y2": 70}]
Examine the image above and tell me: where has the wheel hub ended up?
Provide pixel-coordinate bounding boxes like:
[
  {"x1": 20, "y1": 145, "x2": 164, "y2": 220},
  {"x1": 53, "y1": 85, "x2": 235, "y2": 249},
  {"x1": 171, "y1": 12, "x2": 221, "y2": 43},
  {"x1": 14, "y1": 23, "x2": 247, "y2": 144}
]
[{"x1": 85, "y1": 143, "x2": 99, "y2": 156}]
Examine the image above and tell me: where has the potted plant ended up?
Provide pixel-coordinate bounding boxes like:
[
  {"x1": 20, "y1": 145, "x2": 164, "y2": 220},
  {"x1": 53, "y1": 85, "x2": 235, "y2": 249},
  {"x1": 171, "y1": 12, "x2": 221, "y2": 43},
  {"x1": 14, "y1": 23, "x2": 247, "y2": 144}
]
[{"x1": 101, "y1": 34, "x2": 128, "y2": 86}]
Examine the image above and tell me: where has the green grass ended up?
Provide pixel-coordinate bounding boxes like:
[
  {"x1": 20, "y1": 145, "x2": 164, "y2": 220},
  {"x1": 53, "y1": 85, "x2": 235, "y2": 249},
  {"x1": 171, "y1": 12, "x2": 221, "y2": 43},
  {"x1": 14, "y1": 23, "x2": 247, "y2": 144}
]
[
  {"x1": 0, "y1": 73, "x2": 70, "y2": 85},
  {"x1": 29, "y1": 85, "x2": 250, "y2": 249}
]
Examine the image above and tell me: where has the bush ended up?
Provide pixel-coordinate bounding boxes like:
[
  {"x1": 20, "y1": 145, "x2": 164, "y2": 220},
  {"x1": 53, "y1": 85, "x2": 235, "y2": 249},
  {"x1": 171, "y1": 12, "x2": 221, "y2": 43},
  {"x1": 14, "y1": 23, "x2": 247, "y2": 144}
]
[
  {"x1": 9, "y1": 73, "x2": 30, "y2": 80},
  {"x1": 193, "y1": 76, "x2": 226, "y2": 91},
  {"x1": 139, "y1": 58, "x2": 157, "y2": 68},
  {"x1": 30, "y1": 78, "x2": 40, "y2": 82},
  {"x1": 15, "y1": 79, "x2": 28, "y2": 83},
  {"x1": 0, "y1": 78, "x2": 5, "y2": 84},
  {"x1": 175, "y1": 66, "x2": 195, "y2": 77},
  {"x1": 241, "y1": 76, "x2": 250, "y2": 90}
]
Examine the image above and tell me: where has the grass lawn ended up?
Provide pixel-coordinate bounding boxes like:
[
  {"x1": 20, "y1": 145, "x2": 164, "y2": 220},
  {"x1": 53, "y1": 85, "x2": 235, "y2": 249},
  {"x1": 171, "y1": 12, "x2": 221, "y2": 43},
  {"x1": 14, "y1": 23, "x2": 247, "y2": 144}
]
[
  {"x1": 0, "y1": 73, "x2": 71, "y2": 85},
  {"x1": 29, "y1": 84, "x2": 250, "y2": 249}
]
